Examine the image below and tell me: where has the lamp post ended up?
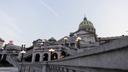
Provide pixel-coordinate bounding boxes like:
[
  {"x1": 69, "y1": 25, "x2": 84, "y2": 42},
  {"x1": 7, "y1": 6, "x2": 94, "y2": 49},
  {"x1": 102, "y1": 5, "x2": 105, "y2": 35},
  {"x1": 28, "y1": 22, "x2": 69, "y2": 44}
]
[
  {"x1": 76, "y1": 37, "x2": 81, "y2": 48},
  {"x1": 64, "y1": 37, "x2": 68, "y2": 46},
  {"x1": 49, "y1": 49, "x2": 55, "y2": 60},
  {"x1": 20, "y1": 44, "x2": 26, "y2": 72}
]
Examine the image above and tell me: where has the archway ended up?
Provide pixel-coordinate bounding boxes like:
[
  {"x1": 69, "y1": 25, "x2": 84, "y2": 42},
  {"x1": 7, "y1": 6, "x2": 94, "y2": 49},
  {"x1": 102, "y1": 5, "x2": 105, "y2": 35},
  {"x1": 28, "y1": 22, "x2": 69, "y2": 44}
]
[
  {"x1": 43, "y1": 53, "x2": 48, "y2": 61},
  {"x1": 35, "y1": 54, "x2": 40, "y2": 62},
  {"x1": 51, "y1": 53, "x2": 58, "y2": 60},
  {"x1": 61, "y1": 51, "x2": 67, "y2": 58},
  {"x1": 25, "y1": 54, "x2": 32, "y2": 62}
]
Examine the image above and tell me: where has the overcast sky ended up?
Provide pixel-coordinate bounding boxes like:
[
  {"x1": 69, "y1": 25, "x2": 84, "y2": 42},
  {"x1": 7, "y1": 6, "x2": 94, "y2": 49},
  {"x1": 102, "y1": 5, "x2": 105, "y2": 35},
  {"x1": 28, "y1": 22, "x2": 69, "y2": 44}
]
[{"x1": 0, "y1": 0, "x2": 128, "y2": 46}]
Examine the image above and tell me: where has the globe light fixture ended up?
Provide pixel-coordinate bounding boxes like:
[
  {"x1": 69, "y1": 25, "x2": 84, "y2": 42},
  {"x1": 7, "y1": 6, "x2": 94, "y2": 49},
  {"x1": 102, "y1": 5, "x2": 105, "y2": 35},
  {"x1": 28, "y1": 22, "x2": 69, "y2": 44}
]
[
  {"x1": 76, "y1": 37, "x2": 81, "y2": 48},
  {"x1": 76, "y1": 37, "x2": 81, "y2": 41},
  {"x1": 49, "y1": 48, "x2": 55, "y2": 52}
]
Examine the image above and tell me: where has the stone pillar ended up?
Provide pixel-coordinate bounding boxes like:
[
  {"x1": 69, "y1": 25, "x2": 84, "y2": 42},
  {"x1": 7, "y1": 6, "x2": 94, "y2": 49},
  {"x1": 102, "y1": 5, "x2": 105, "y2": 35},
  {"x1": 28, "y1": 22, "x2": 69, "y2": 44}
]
[
  {"x1": 69, "y1": 69, "x2": 75, "y2": 72},
  {"x1": 57, "y1": 52, "x2": 61, "y2": 59},
  {"x1": 63, "y1": 68, "x2": 69, "y2": 72},
  {"x1": 41, "y1": 53, "x2": 45, "y2": 62},
  {"x1": 32, "y1": 53, "x2": 35, "y2": 62},
  {"x1": 75, "y1": 41, "x2": 77, "y2": 48},
  {"x1": 42, "y1": 62, "x2": 47, "y2": 72},
  {"x1": 48, "y1": 52, "x2": 51, "y2": 61},
  {"x1": 40, "y1": 53, "x2": 43, "y2": 62},
  {"x1": 60, "y1": 67, "x2": 64, "y2": 72}
]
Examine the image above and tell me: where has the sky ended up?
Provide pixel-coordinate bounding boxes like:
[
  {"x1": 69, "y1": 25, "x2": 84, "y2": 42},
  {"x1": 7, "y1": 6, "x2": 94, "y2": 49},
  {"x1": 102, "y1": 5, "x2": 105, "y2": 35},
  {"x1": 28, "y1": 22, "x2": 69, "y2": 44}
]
[{"x1": 0, "y1": 0, "x2": 128, "y2": 47}]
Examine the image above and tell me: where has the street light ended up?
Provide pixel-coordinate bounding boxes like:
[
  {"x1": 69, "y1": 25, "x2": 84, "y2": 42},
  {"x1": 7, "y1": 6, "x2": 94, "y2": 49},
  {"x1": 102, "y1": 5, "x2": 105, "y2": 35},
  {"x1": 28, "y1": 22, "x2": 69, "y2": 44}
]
[
  {"x1": 49, "y1": 48, "x2": 55, "y2": 52},
  {"x1": 20, "y1": 44, "x2": 26, "y2": 72},
  {"x1": 76, "y1": 37, "x2": 81, "y2": 48},
  {"x1": 20, "y1": 50, "x2": 26, "y2": 54},
  {"x1": 64, "y1": 37, "x2": 68, "y2": 46},
  {"x1": 76, "y1": 37, "x2": 81, "y2": 41},
  {"x1": 49, "y1": 49, "x2": 55, "y2": 60}
]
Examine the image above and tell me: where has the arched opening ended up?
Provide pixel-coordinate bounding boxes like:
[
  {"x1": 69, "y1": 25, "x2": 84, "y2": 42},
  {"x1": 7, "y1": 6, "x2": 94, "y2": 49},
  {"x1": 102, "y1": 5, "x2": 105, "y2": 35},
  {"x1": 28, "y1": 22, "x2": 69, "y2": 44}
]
[
  {"x1": 25, "y1": 54, "x2": 32, "y2": 62},
  {"x1": 61, "y1": 51, "x2": 67, "y2": 58},
  {"x1": 51, "y1": 53, "x2": 58, "y2": 60},
  {"x1": 35, "y1": 54, "x2": 40, "y2": 62},
  {"x1": 43, "y1": 53, "x2": 48, "y2": 61}
]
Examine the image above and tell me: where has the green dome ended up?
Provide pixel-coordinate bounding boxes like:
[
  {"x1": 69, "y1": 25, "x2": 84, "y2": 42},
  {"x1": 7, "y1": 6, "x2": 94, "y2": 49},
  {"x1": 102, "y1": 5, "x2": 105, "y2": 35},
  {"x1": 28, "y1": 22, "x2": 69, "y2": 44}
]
[
  {"x1": 48, "y1": 37, "x2": 56, "y2": 42},
  {"x1": 79, "y1": 17, "x2": 95, "y2": 32}
]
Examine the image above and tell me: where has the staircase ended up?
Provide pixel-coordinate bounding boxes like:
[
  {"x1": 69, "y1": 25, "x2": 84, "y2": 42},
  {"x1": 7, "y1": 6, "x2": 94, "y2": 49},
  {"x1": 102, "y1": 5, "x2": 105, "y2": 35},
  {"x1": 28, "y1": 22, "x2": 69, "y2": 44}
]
[
  {"x1": 6, "y1": 55, "x2": 20, "y2": 68},
  {"x1": 62, "y1": 46, "x2": 77, "y2": 55}
]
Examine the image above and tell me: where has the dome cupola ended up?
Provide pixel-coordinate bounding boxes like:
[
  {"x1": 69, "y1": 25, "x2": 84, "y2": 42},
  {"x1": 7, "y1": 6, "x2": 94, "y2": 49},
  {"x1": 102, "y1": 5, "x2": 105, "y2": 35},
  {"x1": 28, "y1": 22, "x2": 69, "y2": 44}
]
[
  {"x1": 48, "y1": 37, "x2": 56, "y2": 42},
  {"x1": 79, "y1": 17, "x2": 95, "y2": 33}
]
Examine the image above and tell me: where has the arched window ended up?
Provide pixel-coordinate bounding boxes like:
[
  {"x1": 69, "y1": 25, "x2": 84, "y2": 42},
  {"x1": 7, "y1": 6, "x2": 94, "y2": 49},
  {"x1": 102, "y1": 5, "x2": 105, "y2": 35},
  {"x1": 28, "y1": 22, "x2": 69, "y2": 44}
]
[
  {"x1": 43, "y1": 53, "x2": 48, "y2": 61},
  {"x1": 51, "y1": 53, "x2": 58, "y2": 60},
  {"x1": 35, "y1": 54, "x2": 40, "y2": 62}
]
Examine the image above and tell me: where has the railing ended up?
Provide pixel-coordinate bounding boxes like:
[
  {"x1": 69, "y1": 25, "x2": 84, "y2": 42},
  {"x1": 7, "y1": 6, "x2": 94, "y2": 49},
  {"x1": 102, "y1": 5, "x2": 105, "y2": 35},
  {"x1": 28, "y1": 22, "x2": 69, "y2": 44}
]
[
  {"x1": 6, "y1": 55, "x2": 20, "y2": 67},
  {"x1": 19, "y1": 62, "x2": 46, "y2": 72},
  {"x1": 23, "y1": 49, "x2": 33, "y2": 58},
  {"x1": 46, "y1": 64, "x2": 85, "y2": 72},
  {"x1": 62, "y1": 46, "x2": 77, "y2": 55},
  {"x1": 46, "y1": 64, "x2": 128, "y2": 72}
]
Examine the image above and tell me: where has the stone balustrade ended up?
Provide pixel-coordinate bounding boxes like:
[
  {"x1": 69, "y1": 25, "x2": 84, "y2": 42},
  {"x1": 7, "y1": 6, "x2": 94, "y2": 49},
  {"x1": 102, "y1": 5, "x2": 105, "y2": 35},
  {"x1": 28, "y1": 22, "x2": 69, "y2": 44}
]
[{"x1": 46, "y1": 64, "x2": 127, "y2": 72}]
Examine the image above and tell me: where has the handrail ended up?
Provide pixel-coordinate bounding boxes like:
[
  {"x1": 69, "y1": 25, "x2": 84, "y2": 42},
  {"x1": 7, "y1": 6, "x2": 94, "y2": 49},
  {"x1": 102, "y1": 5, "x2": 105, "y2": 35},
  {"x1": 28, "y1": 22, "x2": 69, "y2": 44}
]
[
  {"x1": 6, "y1": 55, "x2": 20, "y2": 68},
  {"x1": 23, "y1": 49, "x2": 33, "y2": 58}
]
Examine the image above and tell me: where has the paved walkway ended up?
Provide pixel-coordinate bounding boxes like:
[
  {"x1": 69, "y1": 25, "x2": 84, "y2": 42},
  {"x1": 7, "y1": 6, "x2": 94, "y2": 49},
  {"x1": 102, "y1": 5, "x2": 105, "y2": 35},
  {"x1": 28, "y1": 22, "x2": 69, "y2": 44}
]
[{"x1": 0, "y1": 67, "x2": 18, "y2": 72}]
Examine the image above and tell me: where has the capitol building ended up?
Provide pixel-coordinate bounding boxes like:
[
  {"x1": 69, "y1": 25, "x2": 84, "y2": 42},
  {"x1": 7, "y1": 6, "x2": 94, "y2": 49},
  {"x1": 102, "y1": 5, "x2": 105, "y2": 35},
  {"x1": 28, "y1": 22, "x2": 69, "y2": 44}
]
[
  {"x1": 30, "y1": 17, "x2": 99, "y2": 62},
  {"x1": 0, "y1": 17, "x2": 128, "y2": 72}
]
